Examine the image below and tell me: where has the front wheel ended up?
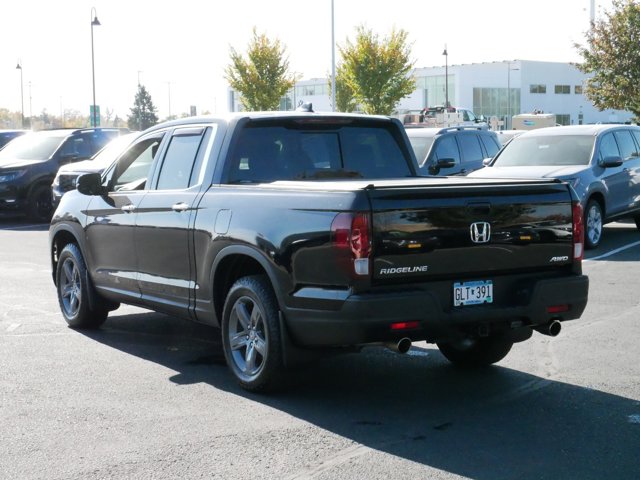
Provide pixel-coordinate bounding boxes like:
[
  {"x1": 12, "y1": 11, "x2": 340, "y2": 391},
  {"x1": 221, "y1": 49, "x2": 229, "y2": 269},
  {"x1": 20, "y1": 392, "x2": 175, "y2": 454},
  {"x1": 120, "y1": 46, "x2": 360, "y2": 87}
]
[
  {"x1": 56, "y1": 243, "x2": 108, "y2": 329},
  {"x1": 221, "y1": 275, "x2": 283, "y2": 392},
  {"x1": 28, "y1": 184, "x2": 54, "y2": 223},
  {"x1": 437, "y1": 335, "x2": 513, "y2": 367},
  {"x1": 584, "y1": 199, "x2": 603, "y2": 250}
]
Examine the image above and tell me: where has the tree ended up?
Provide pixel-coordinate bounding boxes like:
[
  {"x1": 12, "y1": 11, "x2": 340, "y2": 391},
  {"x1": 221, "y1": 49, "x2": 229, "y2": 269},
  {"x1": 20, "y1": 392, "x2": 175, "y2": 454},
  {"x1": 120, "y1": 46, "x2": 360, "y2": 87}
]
[
  {"x1": 127, "y1": 84, "x2": 158, "y2": 130},
  {"x1": 329, "y1": 62, "x2": 358, "y2": 113},
  {"x1": 336, "y1": 26, "x2": 416, "y2": 115},
  {"x1": 225, "y1": 27, "x2": 298, "y2": 111},
  {"x1": 575, "y1": 0, "x2": 640, "y2": 119}
]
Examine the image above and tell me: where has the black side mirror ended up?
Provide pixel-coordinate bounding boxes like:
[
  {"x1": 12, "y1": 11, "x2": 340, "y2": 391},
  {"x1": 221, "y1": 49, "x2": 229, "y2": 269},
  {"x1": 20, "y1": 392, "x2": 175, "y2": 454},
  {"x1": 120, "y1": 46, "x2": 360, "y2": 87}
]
[
  {"x1": 76, "y1": 172, "x2": 104, "y2": 196},
  {"x1": 437, "y1": 158, "x2": 456, "y2": 169},
  {"x1": 599, "y1": 156, "x2": 623, "y2": 168}
]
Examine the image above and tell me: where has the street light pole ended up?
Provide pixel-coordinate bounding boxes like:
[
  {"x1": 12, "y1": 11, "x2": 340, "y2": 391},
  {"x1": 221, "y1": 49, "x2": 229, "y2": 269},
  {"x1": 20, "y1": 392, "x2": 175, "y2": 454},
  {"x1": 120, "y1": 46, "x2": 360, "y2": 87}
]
[
  {"x1": 90, "y1": 7, "x2": 101, "y2": 128},
  {"x1": 507, "y1": 61, "x2": 520, "y2": 130},
  {"x1": 442, "y1": 45, "x2": 449, "y2": 108},
  {"x1": 166, "y1": 81, "x2": 173, "y2": 119},
  {"x1": 15, "y1": 61, "x2": 24, "y2": 128},
  {"x1": 331, "y1": 0, "x2": 336, "y2": 112}
]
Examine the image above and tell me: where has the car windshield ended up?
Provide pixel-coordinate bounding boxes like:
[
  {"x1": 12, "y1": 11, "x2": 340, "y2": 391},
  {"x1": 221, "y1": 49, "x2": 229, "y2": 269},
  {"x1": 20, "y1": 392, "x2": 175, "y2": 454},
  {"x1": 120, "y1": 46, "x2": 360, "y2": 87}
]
[
  {"x1": 407, "y1": 136, "x2": 435, "y2": 163},
  {"x1": 493, "y1": 135, "x2": 595, "y2": 166},
  {"x1": 0, "y1": 133, "x2": 67, "y2": 161}
]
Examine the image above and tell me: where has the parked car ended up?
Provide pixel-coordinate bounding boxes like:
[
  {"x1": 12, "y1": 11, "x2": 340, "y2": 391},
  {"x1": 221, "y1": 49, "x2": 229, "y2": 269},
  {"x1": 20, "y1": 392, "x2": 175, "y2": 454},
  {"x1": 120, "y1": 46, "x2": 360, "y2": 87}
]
[
  {"x1": 0, "y1": 129, "x2": 28, "y2": 150},
  {"x1": 52, "y1": 132, "x2": 139, "y2": 208},
  {"x1": 468, "y1": 124, "x2": 640, "y2": 249},
  {"x1": 495, "y1": 129, "x2": 527, "y2": 146},
  {"x1": 0, "y1": 127, "x2": 128, "y2": 221},
  {"x1": 406, "y1": 125, "x2": 501, "y2": 176}
]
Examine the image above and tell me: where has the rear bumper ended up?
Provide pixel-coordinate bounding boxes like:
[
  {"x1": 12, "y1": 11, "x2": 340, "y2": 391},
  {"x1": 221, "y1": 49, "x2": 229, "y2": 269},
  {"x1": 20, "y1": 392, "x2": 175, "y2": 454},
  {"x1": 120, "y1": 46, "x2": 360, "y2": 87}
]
[{"x1": 283, "y1": 273, "x2": 589, "y2": 347}]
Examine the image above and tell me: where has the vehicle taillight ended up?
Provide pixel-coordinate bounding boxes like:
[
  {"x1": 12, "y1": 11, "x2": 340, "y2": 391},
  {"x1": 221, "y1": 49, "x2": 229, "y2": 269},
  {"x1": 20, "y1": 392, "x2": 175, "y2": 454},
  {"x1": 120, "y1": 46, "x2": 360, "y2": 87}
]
[
  {"x1": 572, "y1": 201, "x2": 584, "y2": 261},
  {"x1": 331, "y1": 212, "x2": 371, "y2": 276}
]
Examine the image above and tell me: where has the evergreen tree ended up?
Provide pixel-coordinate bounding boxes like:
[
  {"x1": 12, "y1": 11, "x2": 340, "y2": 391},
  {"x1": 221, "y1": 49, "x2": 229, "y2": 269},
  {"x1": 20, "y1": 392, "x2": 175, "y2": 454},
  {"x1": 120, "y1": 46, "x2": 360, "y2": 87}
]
[{"x1": 127, "y1": 84, "x2": 159, "y2": 130}]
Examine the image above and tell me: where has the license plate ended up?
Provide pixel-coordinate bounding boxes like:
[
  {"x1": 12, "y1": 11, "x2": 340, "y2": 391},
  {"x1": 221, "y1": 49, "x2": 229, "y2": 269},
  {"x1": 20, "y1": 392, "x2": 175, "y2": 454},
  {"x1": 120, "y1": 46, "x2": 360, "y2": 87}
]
[{"x1": 453, "y1": 280, "x2": 493, "y2": 306}]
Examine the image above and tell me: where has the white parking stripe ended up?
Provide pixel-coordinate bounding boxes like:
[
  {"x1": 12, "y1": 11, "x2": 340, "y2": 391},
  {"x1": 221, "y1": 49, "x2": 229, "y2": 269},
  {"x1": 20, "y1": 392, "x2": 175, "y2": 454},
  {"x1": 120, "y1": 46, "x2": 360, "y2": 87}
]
[
  {"x1": 584, "y1": 240, "x2": 640, "y2": 262},
  {"x1": 0, "y1": 223, "x2": 48, "y2": 230}
]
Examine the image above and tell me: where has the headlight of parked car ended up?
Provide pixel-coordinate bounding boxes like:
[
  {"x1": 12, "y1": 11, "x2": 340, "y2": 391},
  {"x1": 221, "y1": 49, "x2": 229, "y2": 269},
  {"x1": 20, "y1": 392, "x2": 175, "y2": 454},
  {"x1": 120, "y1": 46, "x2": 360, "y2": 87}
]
[{"x1": 0, "y1": 170, "x2": 27, "y2": 183}]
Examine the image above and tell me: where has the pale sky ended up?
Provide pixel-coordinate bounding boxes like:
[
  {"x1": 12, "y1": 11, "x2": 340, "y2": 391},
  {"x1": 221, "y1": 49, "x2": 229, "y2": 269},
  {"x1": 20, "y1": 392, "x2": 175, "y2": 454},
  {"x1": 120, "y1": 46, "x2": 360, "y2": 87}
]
[{"x1": 0, "y1": 0, "x2": 613, "y2": 122}]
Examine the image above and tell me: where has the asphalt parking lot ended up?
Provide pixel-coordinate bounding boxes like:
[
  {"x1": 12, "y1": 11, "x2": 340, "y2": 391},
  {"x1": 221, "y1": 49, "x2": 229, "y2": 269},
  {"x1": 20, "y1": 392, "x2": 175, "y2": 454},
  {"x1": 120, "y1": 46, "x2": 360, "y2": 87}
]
[{"x1": 1, "y1": 219, "x2": 639, "y2": 479}]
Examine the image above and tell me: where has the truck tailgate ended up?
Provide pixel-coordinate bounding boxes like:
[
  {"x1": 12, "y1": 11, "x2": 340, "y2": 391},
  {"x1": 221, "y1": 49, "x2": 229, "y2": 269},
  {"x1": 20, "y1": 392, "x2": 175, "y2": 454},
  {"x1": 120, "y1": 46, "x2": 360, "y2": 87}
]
[{"x1": 367, "y1": 180, "x2": 575, "y2": 282}]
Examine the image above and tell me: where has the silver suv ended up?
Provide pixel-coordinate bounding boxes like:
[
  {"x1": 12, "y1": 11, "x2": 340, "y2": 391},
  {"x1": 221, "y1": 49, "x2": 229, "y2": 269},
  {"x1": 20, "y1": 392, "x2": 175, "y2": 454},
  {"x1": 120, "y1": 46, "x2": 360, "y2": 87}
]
[{"x1": 468, "y1": 124, "x2": 640, "y2": 249}]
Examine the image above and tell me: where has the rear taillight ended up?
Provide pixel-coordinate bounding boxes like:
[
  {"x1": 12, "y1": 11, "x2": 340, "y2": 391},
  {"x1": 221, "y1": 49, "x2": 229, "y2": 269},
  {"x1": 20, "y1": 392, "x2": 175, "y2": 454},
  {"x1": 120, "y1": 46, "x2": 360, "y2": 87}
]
[
  {"x1": 331, "y1": 212, "x2": 372, "y2": 276},
  {"x1": 572, "y1": 201, "x2": 584, "y2": 261}
]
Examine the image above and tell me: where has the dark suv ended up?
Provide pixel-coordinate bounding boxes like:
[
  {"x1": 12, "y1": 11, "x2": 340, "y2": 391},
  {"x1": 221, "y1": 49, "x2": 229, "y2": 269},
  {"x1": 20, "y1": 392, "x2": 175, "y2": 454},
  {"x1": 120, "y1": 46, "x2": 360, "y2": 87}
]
[
  {"x1": 405, "y1": 125, "x2": 501, "y2": 176},
  {"x1": 0, "y1": 128, "x2": 128, "y2": 221},
  {"x1": 0, "y1": 129, "x2": 28, "y2": 150}
]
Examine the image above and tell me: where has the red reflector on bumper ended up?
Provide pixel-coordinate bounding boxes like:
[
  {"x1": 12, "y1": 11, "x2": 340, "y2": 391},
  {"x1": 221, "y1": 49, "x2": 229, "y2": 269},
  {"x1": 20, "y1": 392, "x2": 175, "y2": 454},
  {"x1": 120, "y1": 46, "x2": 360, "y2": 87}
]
[
  {"x1": 547, "y1": 304, "x2": 569, "y2": 314},
  {"x1": 390, "y1": 321, "x2": 419, "y2": 331}
]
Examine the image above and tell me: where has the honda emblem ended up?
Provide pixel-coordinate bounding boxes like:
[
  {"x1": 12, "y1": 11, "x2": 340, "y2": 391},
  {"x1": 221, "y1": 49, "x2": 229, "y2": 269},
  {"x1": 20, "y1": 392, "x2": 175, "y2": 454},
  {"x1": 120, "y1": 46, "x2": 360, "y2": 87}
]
[{"x1": 470, "y1": 222, "x2": 491, "y2": 243}]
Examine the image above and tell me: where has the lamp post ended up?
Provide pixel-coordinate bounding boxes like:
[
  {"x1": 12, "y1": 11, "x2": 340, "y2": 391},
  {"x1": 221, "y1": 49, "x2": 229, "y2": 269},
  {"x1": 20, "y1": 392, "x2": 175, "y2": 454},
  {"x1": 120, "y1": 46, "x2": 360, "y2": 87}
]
[
  {"x1": 442, "y1": 45, "x2": 449, "y2": 108},
  {"x1": 507, "y1": 61, "x2": 520, "y2": 129},
  {"x1": 90, "y1": 7, "x2": 101, "y2": 128},
  {"x1": 166, "y1": 81, "x2": 173, "y2": 119},
  {"x1": 15, "y1": 61, "x2": 24, "y2": 128},
  {"x1": 331, "y1": 0, "x2": 336, "y2": 112}
]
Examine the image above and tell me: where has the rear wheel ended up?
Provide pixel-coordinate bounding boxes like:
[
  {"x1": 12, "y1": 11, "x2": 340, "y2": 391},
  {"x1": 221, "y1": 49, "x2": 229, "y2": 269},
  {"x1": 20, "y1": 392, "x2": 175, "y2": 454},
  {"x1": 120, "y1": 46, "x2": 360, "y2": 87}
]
[
  {"x1": 28, "y1": 184, "x2": 54, "y2": 223},
  {"x1": 222, "y1": 275, "x2": 283, "y2": 392},
  {"x1": 584, "y1": 199, "x2": 603, "y2": 250},
  {"x1": 437, "y1": 335, "x2": 513, "y2": 367},
  {"x1": 56, "y1": 243, "x2": 108, "y2": 329}
]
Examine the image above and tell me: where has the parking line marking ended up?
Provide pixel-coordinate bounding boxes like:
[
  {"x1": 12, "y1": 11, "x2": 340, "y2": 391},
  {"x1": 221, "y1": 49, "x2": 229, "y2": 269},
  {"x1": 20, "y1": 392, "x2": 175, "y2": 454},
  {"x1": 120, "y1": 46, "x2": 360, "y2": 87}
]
[
  {"x1": 584, "y1": 239, "x2": 640, "y2": 262},
  {"x1": 6, "y1": 323, "x2": 21, "y2": 332}
]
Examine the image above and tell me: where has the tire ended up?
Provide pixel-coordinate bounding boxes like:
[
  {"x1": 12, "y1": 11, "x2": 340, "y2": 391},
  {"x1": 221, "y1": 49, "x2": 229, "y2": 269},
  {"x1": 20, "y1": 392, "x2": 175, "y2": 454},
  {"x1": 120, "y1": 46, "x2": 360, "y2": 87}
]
[
  {"x1": 221, "y1": 275, "x2": 283, "y2": 392},
  {"x1": 437, "y1": 335, "x2": 513, "y2": 367},
  {"x1": 28, "y1": 184, "x2": 54, "y2": 223},
  {"x1": 584, "y1": 199, "x2": 603, "y2": 250},
  {"x1": 56, "y1": 243, "x2": 108, "y2": 329}
]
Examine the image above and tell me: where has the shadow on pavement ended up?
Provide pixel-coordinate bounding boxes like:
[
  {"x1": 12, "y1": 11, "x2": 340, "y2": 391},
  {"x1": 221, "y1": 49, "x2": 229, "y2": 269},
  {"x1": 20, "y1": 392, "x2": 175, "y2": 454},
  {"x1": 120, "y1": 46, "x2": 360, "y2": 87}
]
[{"x1": 80, "y1": 310, "x2": 640, "y2": 480}]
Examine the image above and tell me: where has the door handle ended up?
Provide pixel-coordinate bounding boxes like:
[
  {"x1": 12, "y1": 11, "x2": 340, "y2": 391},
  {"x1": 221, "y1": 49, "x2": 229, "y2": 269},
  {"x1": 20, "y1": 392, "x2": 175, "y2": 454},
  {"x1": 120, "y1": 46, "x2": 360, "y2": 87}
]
[
  {"x1": 121, "y1": 204, "x2": 136, "y2": 213},
  {"x1": 171, "y1": 202, "x2": 189, "y2": 212}
]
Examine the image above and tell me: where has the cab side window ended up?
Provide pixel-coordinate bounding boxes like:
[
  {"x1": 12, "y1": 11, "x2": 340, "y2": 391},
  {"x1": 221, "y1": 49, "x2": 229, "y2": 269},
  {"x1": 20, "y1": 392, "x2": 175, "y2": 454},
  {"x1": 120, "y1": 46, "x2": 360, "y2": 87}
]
[
  {"x1": 597, "y1": 133, "x2": 620, "y2": 162},
  {"x1": 108, "y1": 134, "x2": 165, "y2": 191},
  {"x1": 458, "y1": 134, "x2": 484, "y2": 163},
  {"x1": 432, "y1": 136, "x2": 460, "y2": 165},
  {"x1": 480, "y1": 134, "x2": 501, "y2": 157},
  {"x1": 155, "y1": 127, "x2": 208, "y2": 190},
  {"x1": 613, "y1": 130, "x2": 638, "y2": 161}
]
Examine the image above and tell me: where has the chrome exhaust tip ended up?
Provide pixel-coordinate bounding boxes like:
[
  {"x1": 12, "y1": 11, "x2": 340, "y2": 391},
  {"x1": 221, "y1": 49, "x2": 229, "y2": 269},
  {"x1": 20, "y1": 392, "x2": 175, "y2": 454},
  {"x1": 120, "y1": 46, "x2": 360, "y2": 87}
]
[
  {"x1": 534, "y1": 320, "x2": 562, "y2": 337},
  {"x1": 386, "y1": 337, "x2": 412, "y2": 354}
]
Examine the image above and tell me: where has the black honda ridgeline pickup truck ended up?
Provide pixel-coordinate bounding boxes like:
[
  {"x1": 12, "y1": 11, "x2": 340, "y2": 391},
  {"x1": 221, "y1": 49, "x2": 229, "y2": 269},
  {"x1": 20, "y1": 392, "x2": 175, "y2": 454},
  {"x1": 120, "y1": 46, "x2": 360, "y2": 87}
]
[{"x1": 49, "y1": 112, "x2": 588, "y2": 391}]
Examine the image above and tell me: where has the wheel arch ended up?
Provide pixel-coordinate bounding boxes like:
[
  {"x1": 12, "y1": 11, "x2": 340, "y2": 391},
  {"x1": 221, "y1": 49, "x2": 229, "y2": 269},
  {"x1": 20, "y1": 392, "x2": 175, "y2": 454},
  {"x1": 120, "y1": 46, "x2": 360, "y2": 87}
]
[
  {"x1": 210, "y1": 245, "x2": 283, "y2": 325},
  {"x1": 587, "y1": 191, "x2": 606, "y2": 217},
  {"x1": 50, "y1": 226, "x2": 83, "y2": 286}
]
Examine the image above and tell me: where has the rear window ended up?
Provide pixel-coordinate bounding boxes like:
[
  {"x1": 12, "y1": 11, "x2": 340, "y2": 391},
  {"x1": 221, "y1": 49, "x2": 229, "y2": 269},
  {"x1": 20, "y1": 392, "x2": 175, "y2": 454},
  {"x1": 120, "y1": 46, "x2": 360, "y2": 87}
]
[
  {"x1": 225, "y1": 122, "x2": 412, "y2": 183},
  {"x1": 493, "y1": 135, "x2": 595, "y2": 166}
]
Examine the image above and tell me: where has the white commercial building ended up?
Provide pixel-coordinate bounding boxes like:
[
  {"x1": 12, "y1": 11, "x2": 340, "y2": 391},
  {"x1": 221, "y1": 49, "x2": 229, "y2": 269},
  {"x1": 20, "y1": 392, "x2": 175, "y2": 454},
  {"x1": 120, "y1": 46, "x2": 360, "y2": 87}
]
[{"x1": 229, "y1": 60, "x2": 633, "y2": 127}]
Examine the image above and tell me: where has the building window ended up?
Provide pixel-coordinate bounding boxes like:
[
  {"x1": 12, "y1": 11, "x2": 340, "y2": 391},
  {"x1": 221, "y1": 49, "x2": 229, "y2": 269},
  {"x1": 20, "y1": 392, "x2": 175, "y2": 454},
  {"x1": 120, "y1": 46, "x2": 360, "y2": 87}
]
[
  {"x1": 575, "y1": 85, "x2": 583, "y2": 94},
  {"x1": 556, "y1": 114, "x2": 570, "y2": 125},
  {"x1": 530, "y1": 84, "x2": 546, "y2": 94},
  {"x1": 555, "y1": 85, "x2": 570, "y2": 94},
  {"x1": 472, "y1": 87, "x2": 521, "y2": 119}
]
